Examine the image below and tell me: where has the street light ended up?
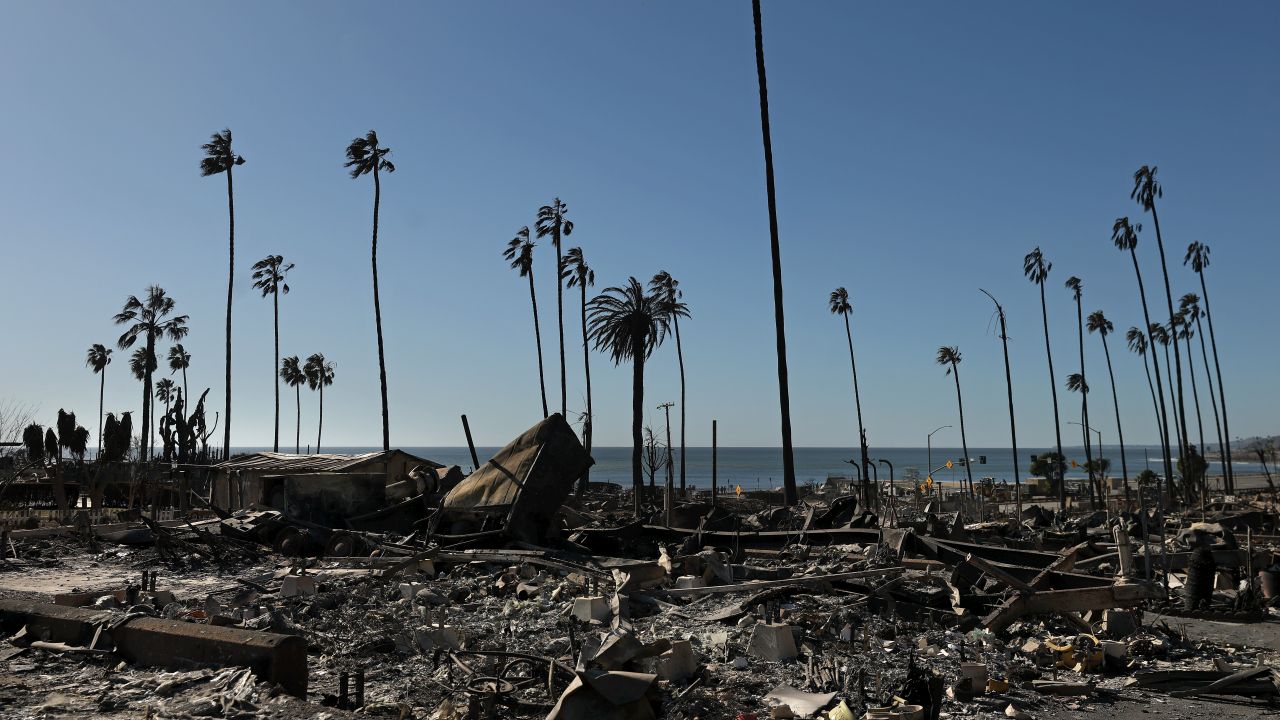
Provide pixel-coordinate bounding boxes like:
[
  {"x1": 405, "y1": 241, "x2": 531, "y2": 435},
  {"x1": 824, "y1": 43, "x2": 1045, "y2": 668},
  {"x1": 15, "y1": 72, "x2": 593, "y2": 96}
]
[{"x1": 927, "y1": 425, "x2": 952, "y2": 485}]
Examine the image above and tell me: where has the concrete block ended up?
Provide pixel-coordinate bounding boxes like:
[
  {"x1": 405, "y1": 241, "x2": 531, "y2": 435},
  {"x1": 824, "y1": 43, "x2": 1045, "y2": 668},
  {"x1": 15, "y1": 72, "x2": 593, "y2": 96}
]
[
  {"x1": 656, "y1": 639, "x2": 698, "y2": 681},
  {"x1": 748, "y1": 622, "x2": 798, "y2": 662},
  {"x1": 571, "y1": 596, "x2": 612, "y2": 623},
  {"x1": 281, "y1": 576, "x2": 317, "y2": 598},
  {"x1": 145, "y1": 590, "x2": 177, "y2": 606},
  {"x1": 674, "y1": 575, "x2": 706, "y2": 596}
]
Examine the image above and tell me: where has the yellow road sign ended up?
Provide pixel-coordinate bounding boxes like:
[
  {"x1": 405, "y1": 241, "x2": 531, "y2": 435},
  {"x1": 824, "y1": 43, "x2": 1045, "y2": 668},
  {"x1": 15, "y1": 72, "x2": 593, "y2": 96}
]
[
  {"x1": 925, "y1": 476, "x2": 934, "y2": 487},
  {"x1": 945, "y1": 460, "x2": 953, "y2": 469},
  {"x1": 735, "y1": 484, "x2": 742, "y2": 496}
]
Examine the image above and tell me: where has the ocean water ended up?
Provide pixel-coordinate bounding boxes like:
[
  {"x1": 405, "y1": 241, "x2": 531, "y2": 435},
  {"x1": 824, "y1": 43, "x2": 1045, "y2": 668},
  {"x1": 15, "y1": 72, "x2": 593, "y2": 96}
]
[{"x1": 230, "y1": 444, "x2": 1237, "y2": 490}]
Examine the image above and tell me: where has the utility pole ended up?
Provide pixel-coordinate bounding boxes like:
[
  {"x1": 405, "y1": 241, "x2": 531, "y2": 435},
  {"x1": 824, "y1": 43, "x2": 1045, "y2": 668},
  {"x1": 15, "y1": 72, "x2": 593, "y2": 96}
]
[
  {"x1": 659, "y1": 402, "x2": 675, "y2": 526},
  {"x1": 712, "y1": 419, "x2": 718, "y2": 506}
]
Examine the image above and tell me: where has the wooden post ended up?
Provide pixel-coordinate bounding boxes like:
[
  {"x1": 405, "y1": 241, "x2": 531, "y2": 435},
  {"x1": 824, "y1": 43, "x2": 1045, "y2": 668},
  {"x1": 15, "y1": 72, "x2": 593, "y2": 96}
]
[
  {"x1": 460, "y1": 415, "x2": 480, "y2": 472},
  {"x1": 712, "y1": 420, "x2": 718, "y2": 505}
]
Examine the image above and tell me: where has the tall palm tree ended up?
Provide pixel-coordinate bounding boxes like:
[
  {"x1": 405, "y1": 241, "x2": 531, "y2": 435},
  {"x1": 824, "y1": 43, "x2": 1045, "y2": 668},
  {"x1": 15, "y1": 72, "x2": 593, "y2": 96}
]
[
  {"x1": 155, "y1": 377, "x2": 176, "y2": 439},
  {"x1": 535, "y1": 198, "x2": 574, "y2": 418},
  {"x1": 251, "y1": 254, "x2": 294, "y2": 452},
  {"x1": 280, "y1": 356, "x2": 306, "y2": 454},
  {"x1": 1088, "y1": 311, "x2": 1129, "y2": 505},
  {"x1": 1174, "y1": 303, "x2": 1208, "y2": 493},
  {"x1": 752, "y1": 0, "x2": 798, "y2": 505},
  {"x1": 1180, "y1": 291, "x2": 1227, "y2": 490},
  {"x1": 345, "y1": 130, "x2": 395, "y2": 452},
  {"x1": 587, "y1": 277, "x2": 673, "y2": 516},
  {"x1": 980, "y1": 289, "x2": 1021, "y2": 512},
  {"x1": 504, "y1": 227, "x2": 548, "y2": 418},
  {"x1": 1184, "y1": 241, "x2": 1233, "y2": 490},
  {"x1": 1065, "y1": 277, "x2": 1097, "y2": 506},
  {"x1": 200, "y1": 129, "x2": 244, "y2": 459},
  {"x1": 651, "y1": 271, "x2": 691, "y2": 495},
  {"x1": 304, "y1": 353, "x2": 336, "y2": 453},
  {"x1": 115, "y1": 286, "x2": 188, "y2": 460},
  {"x1": 85, "y1": 344, "x2": 113, "y2": 456},
  {"x1": 1132, "y1": 166, "x2": 1190, "y2": 494},
  {"x1": 829, "y1": 287, "x2": 871, "y2": 507},
  {"x1": 1024, "y1": 247, "x2": 1064, "y2": 504},
  {"x1": 1064, "y1": 372, "x2": 1097, "y2": 506},
  {"x1": 167, "y1": 344, "x2": 191, "y2": 421},
  {"x1": 1151, "y1": 321, "x2": 1187, "y2": 501},
  {"x1": 936, "y1": 346, "x2": 974, "y2": 498},
  {"x1": 129, "y1": 346, "x2": 156, "y2": 456},
  {"x1": 1113, "y1": 217, "x2": 1176, "y2": 499},
  {"x1": 562, "y1": 247, "x2": 595, "y2": 494},
  {"x1": 1127, "y1": 327, "x2": 1163, "y2": 450}
]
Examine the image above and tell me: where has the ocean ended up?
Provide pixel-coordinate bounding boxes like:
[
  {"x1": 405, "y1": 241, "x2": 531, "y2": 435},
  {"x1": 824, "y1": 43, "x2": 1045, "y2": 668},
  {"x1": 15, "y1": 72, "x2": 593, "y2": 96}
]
[{"x1": 228, "y1": 445, "x2": 1242, "y2": 490}]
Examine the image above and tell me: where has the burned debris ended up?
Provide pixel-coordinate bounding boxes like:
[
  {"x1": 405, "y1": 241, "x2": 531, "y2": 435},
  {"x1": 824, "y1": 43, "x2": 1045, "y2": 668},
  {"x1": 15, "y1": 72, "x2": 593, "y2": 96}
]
[{"x1": 2, "y1": 416, "x2": 1279, "y2": 719}]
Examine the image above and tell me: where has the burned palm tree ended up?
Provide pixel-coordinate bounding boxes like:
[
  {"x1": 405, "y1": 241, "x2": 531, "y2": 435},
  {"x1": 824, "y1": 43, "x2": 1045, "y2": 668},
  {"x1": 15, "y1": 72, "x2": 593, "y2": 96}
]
[
  {"x1": 1175, "y1": 302, "x2": 1209, "y2": 496},
  {"x1": 85, "y1": 344, "x2": 113, "y2": 455},
  {"x1": 1127, "y1": 327, "x2": 1163, "y2": 451},
  {"x1": 1113, "y1": 217, "x2": 1175, "y2": 499},
  {"x1": 200, "y1": 129, "x2": 245, "y2": 458},
  {"x1": 1180, "y1": 291, "x2": 1227, "y2": 489},
  {"x1": 1024, "y1": 247, "x2": 1064, "y2": 502},
  {"x1": 168, "y1": 344, "x2": 191, "y2": 422},
  {"x1": 562, "y1": 247, "x2": 596, "y2": 494},
  {"x1": 1184, "y1": 241, "x2": 1233, "y2": 490},
  {"x1": 1088, "y1": 311, "x2": 1129, "y2": 504},
  {"x1": 651, "y1": 271, "x2": 691, "y2": 495},
  {"x1": 587, "y1": 277, "x2": 674, "y2": 516},
  {"x1": 1065, "y1": 372, "x2": 1097, "y2": 506},
  {"x1": 1065, "y1": 277, "x2": 1096, "y2": 506},
  {"x1": 935, "y1": 346, "x2": 974, "y2": 498},
  {"x1": 505, "y1": 227, "x2": 549, "y2": 418},
  {"x1": 345, "y1": 130, "x2": 395, "y2": 452},
  {"x1": 830, "y1": 287, "x2": 872, "y2": 507},
  {"x1": 280, "y1": 356, "x2": 306, "y2": 454},
  {"x1": 115, "y1": 286, "x2": 188, "y2": 460},
  {"x1": 980, "y1": 289, "x2": 1021, "y2": 513},
  {"x1": 251, "y1": 254, "x2": 294, "y2": 452},
  {"x1": 535, "y1": 198, "x2": 574, "y2": 417},
  {"x1": 304, "y1": 353, "x2": 335, "y2": 453}
]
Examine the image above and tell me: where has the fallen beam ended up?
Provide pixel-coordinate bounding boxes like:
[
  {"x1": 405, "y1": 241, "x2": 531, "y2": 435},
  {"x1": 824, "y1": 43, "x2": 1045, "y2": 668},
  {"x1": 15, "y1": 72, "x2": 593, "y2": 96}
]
[
  {"x1": 982, "y1": 582, "x2": 1164, "y2": 633},
  {"x1": 657, "y1": 567, "x2": 903, "y2": 597},
  {"x1": 0, "y1": 599, "x2": 307, "y2": 697}
]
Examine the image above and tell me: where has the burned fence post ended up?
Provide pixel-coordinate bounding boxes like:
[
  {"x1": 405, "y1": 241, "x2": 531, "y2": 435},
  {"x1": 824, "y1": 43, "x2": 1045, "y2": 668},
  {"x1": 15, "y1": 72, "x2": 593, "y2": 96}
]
[{"x1": 461, "y1": 414, "x2": 480, "y2": 472}]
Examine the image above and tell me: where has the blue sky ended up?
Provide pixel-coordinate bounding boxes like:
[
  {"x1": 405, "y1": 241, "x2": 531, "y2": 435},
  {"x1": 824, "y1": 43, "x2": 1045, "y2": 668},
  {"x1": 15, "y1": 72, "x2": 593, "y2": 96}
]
[{"x1": 1, "y1": 1, "x2": 1275, "y2": 450}]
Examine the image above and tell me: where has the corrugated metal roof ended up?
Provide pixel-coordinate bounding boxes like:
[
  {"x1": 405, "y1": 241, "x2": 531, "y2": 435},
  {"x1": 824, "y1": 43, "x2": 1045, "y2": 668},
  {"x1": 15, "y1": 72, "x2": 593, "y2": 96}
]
[{"x1": 214, "y1": 450, "x2": 437, "y2": 474}]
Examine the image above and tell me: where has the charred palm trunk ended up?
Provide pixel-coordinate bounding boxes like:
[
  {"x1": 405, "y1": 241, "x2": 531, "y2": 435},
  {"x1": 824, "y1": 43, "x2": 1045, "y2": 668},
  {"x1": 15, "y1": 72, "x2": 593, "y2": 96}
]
[
  {"x1": 841, "y1": 313, "x2": 871, "y2": 509},
  {"x1": 1183, "y1": 332, "x2": 1207, "y2": 495},
  {"x1": 992, "y1": 299, "x2": 1021, "y2": 513},
  {"x1": 674, "y1": 313, "x2": 687, "y2": 495},
  {"x1": 577, "y1": 282, "x2": 593, "y2": 495},
  {"x1": 1037, "y1": 282, "x2": 1065, "y2": 504},
  {"x1": 1198, "y1": 273, "x2": 1233, "y2": 490},
  {"x1": 951, "y1": 362, "x2": 974, "y2": 499},
  {"x1": 316, "y1": 382, "x2": 324, "y2": 454},
  {"x1": 631, "y1": 331, "x2": 646, "y2": 516},
  {"x1": 1074, "y1": 296, "x2": 1096, "y2": 508},
  {"x1": 272, "y1": 291, "x2": 280, "y2": 452},
  {"x1": 1130, "y1": 248, "x2": 1176, "y2": 503},
  {"x1": 372, "y1": 164, "x2": 390, "y2": 452},
  {"x1": 554, "y1": 227, "x2": 566, "y2": 418},
  {"x1": 753, "y1": 0, "x2": 798, "y2": 505},
  {"x1": 97, "y1": 370, "x2": 105, "y2": 457},
  {"x1": 144, "y1": 334, "x2": 155, "y2": 461},
  {"x1": 528, "y1": 266, "x2": 549, "y2": 418},
  {"x1": 224, "y1": 167, "x2": 234, "y2": 459},
  {"x1": 1100, "y1": 333, "x2": 1130, "y2": 506},
  {"x1": 295, "y1": 385, "x2": 301, "y2": 454}
]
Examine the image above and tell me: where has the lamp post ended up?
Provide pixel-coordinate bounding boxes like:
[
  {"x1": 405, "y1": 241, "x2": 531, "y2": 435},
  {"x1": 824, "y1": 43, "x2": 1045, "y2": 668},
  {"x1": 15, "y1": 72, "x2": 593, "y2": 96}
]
[{"x1": 928, "y1": 425, "x2": 952, "y2": 489}]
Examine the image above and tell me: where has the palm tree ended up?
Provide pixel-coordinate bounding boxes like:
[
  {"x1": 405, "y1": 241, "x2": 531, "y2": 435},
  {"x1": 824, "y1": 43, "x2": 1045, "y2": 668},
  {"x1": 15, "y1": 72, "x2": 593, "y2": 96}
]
[
  {"x1": 345, "y1": 130, "x2": 395, "y2": 452},
  {"x1": 280, "y1": 356, "x2": 306, "y2": 454},
  {"x1": 1174, "y1": 302, "x2": 1208, "y2": 494},
  {"x1": 651, "y1": 272, "x2": 692, "y2": 496},
  {"x1": 587, "y1": 277, "x2": 673, "y2": 516},
  {"x1": 1127, "y1": 327, "x2": 1163, "y2": 452},
  {"x1": 155, "y1": 378, "x2": 176, "y2": 444},
  {"x1": 129, "y1": 346, "x2": 156, "y2": 455},
  {"x1": 251, "y1": 254, "x2": 294, "y2": 452},
  {"x1": 535, "y1": 198, "x2": 574, "y2": 418},
  {"x1": 1088, "y1": 311, "x2": 1130, "y2": 505},
  {"x1": 85, "y1": 344, "x2": 113, "y2": 456},
  {"x1": 115, "y1": 286, "x2": 188, "y2": 460},
  {"x1": 504, "y1": 227, "x2": 549, "y2": 418},
  {"x1": 1184, "y1": 241, "x2": 1233, "y2": 491},
  {"x1": 1064, "y1": 372, "x2": 1098, "y2": 506},
  {"x1": 980, "y1": 289, "x2": 1021, "y2": 513},
  {"x1": 829, "y1": 287, "x2": 871, "y2": 507},
  {"x1": 1065, "y1": 277, "x2": 1097, "y2": 506},
  {"x1": 200, "y1": 129, "x2": 244, "y2": 459},
  {"x1": 1113, "y1": 217, "x2": 1176, "y2": 499},
  {"x1": 935, "y1": 346, "x2": 974, "y2": 498},
  {"x1": 562, "y1": 247, "x2": 595, "y2": 494},
  {"x1": 1180, "y1": 291, "x2": 1227, "y2": 490},
  {"x1": 304, "y1": 353, "x2": 336, "y2": 453},
  {"x1": 167, "y1": 344, "x2": 191, "y2": 421},
  {"x1": 752, "y1": 0, "x2": 798, "y2": 505},
  {"x1": 1132, "y1": 166, "x2": 1191, "y2": 496},
  {"x1": 1023, "y1": 247, "x2": 1065, "y2": 503},
  {"x1": 1151, "y1": 321, "x2": 1187, "y2": 501}
]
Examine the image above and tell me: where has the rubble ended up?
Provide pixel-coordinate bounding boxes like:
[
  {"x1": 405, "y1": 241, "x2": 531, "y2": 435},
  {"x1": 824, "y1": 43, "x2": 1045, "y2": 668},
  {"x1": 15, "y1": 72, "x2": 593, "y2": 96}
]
[{"x1": 2, "y1": 417, "x2": 1279, "y2": 718}]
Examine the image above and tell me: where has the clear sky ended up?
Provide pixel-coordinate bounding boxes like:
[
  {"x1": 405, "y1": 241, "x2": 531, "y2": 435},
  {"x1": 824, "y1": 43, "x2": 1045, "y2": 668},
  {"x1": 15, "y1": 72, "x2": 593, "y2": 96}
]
[{"x1": 1, "y1": 1, "x2": 1275, "y2": 451}]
